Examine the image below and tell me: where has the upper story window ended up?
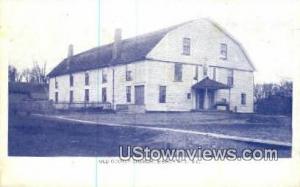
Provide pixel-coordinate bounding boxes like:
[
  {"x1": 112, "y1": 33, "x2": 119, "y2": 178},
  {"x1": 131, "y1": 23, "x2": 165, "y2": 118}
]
[
  {"x1": 203, "y1": 64, "x2": 208, "y2": 77},
  {"x1": 220, "y1": 43, "x2": 227, "y2": 60},
  {"x1": 194, "y1": 66, "x2": 198, "y2": 80},
  {"x1": 102, "y1": 71, "x2": 107, "y2": 83},
  {"x1": 227, "y1": 69, "x2": 234, "y2": 87},
  {"x1": 159, "y1": 86, "x2": 166, "y2": 103},
  {"x1": 85, "y1": 72, "x2": 89, "y2": 86},
  {"x1": 174, "y1": 63, "x2": 183, "y2": 81},
  {"x1": 182, "y1": 38, "x2": 191, "y2": 55},
  {"x1": 212, "y1": 67, "x2": 216, "y2": 80},
  {"x1": 55, "y1": 77, "x2": 58, "y2": 89},
  {"x1": 70, "y1": 74, "x2": 74, "y2": 87},
  {"x1": 126, "y1": 70, "x2": 132, "y2": 81},
  {"x1": 241, "y1": 93, "x2": 246, "y2": 105}
]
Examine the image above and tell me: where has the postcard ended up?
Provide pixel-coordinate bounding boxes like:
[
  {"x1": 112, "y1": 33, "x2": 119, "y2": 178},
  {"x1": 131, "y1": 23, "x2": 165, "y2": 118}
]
[{"x1": 1, "y1": 0, "x2": 300, "y2": 186}]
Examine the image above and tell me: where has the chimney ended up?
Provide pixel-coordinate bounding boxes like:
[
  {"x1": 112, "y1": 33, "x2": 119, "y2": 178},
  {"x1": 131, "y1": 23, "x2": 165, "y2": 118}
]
[
  {"x1": 67, "y1": 44, "x2": 73, "y2": 70},
  {"x1": 112, "y1": 28, "x2": 122, "y2": 60},
  {"x1": 68, "y1": 44, "x2": 74, "y2": 58}
]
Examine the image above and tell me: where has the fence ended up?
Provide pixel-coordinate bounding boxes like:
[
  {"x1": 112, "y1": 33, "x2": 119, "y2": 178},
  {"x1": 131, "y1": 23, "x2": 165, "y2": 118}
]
[{"x1": 54, "y1": 102, "x2": 112, "y2": 111}]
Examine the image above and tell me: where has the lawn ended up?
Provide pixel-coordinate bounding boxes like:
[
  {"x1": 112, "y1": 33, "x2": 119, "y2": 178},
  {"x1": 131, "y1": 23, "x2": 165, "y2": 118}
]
[
  {"x1": 62, "y1": 112, "x2": 292, "y2": 143},
  {"x1": 8, "y1": 114, "x2": 291, "y2": 157}
]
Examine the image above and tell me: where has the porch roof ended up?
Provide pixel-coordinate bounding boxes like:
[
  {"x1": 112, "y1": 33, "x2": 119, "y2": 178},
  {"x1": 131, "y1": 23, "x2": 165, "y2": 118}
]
[{"x1": 192, "y1": 77, "x2": 230, "y2": 90}]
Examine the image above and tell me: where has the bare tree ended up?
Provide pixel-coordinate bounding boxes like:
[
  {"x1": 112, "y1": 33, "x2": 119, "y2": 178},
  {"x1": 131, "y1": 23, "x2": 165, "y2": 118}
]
[
  {"x1": 21, "y1": 68, "x2": 31, "y2": 83},
  {"x1": 30, "y1": 61, "x2": 47, "y2": 84},
  {"x1": 19, "y1": 61, "x2": 48, "y2": 84}
]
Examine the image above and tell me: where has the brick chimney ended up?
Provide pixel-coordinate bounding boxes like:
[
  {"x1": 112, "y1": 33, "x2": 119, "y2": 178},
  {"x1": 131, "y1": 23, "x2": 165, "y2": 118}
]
[
  {"x1": 68, "y1": 44, "x2": 74, "y2": 58},
  {"x1": 112, "y1": 28, "x2": 122, "y2": 60},
  {"x1": 67, "y1": 44, "x2": 73, "y2": 70}
]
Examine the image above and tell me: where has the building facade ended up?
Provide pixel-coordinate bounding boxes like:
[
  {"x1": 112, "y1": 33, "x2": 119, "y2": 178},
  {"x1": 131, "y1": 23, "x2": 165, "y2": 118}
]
[{"x1": 48, "y1": 19, "x2": 255, "y2": 113}]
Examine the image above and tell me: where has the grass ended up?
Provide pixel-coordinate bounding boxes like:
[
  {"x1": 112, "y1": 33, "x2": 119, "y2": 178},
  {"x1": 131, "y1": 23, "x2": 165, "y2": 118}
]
[
  {"x1": 62, "y1": 111, "x2": 248, "y2": 125},
  {"x1": 63, "y1": 112, "x2": 292, "y2": 143},
  {"x1": 8, "y1": 113, "x2": 291, "y2": 157}
]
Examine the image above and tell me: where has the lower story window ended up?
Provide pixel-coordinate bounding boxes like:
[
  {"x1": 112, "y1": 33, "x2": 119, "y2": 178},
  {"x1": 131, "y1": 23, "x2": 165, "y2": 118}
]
[
  {"x1": 55, "y1": 92, "x2": 58, "y2": 103},
  {"x1": 70, "y1": 90, "x2": 74, "y2": 103},
  {"x1": 85, "y1": 89, "x2": 89, "y2": 102},
  {"x1": 241, "y1": 93, "x2": 246, "y2": 105},
  {"x1": 187, "y1": 93, "x2": 191, "y2": 99},
  {"x1": 102, "y1": 88, "x2": 107, "y2": 102},
  {"x1": 159, "y1": 86, "x2": 166, "y2": 103},
  {"x1": 126, "y1": 86, "x2": 131, "y2": 103}
]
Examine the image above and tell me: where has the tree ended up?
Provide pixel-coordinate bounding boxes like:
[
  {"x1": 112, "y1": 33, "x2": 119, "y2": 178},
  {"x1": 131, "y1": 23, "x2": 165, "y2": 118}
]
[
  {"x1": 30, "y1": 61, "x2": 47, "y2": 84},
  {"x1": 8, "y1": 65, "x2": 22, "y2": 82},
  {"x1": 21, "y1": 68, "x2": 31, "y2": 83},
  {"x1": 8, "y1": 65, "x2": 16, "y2": 82},
  {"x1": 254, "y1": 79, "x2": 293, "y2": 115},
  {"x1": 19, "y1": 61, "x2": 48, "y2": 84},
  {"x1": 9, "y1": 61, "x2": 48, "y2": 84}
]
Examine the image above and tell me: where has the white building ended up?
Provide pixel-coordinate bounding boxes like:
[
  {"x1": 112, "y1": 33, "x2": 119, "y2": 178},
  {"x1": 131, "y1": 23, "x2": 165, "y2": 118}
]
[{"x1": 48, "y1": 19, "x2": 255, "y2": 113}]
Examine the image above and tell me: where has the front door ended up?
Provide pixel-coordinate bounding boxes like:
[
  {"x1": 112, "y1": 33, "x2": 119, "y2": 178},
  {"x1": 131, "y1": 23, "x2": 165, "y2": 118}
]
[
  {"x1": 198, "y1": 90, "x2": 204, "y2": 109},
  {"x1": 197, "y1": 90, "x2": 215, "y2": 110},
  {"x1": 208, "y1": 90, "x2": 215, "y2": 109},
  {"x1": 134, "y1": 85, "x2": 144, "y2": 105}
]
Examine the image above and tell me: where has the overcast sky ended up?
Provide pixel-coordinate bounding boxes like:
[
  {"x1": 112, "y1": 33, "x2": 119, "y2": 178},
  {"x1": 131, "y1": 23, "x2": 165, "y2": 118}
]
[{"x1": 3, "y1": 0, "x2": 300, "y2": 83}]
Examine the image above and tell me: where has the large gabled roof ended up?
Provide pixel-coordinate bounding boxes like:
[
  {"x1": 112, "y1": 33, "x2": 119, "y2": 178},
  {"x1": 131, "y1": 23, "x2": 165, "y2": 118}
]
[
  {"x1": 47, "y1": 21, "x2": 191, "y2": 77},
  {"x1": 48, "y1": 19, "x2": 255, "y2": 78}
]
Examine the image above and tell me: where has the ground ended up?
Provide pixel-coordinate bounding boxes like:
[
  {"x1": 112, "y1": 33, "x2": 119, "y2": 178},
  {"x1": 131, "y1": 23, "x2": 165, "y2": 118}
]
[
  {"x1": 62, "y1": 111, "x2": 292, "y2": 143},
  {"x1": 8, "y1": 112, "x2": 292, "y2": 157}
]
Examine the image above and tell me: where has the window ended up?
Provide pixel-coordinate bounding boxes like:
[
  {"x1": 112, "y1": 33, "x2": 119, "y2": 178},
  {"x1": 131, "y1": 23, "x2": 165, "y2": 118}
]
[
  {"x1": 227, "y1": 69, "x2": 234, "y2": 87},
  {"x1": 84, "y1": 89, "x2": 89, "y2": 102},
  {"x1": 220, "y1": 43, "x2": 227, "y2": 60},
  {"x1": 85, "y1": 72, "x2": 89, "y2": 86},
  {"x1": 203, "y1": 64, "x2": 208, "y2": 77},
  {"x1": 102, "y1": 88, "x2": 107, "y2": 102},
  {"x1": 182, "y1": 38, "x2": 191, "y2": 55},
  {"x1": 55, "y1": 77, "x2": 58, "y2": 89},
  {"x1": 55, "y1": 92, "x2": 58, "y2": 103},
  {"x1": 159, "y1": 86, "x2": 166, "y2": 103},
  {"x1": 194, "y1": 66, "x2": 198, "y2": 80},
  {"x1": 174, "y1": 63, "x2": 183, "y2": 81},
  {"x1": 102, "y1": 71, "x2": 107, "y2": 83},
  {"x1": 126, "y1": 86, "x2": 131, "y2": 102},
  {"x1": 126, "y1": 70, "x2": 132, "y2": 81},
  {"x1": 241, "y1": 93, "x2": 246, "y2": 105},
  {"x1": 70, "y1": 90, "x2": 74, "y2": 103},
  {"x1": 187, "y1": 93, "x2": 191, "y2": 99},
  {"x1": 70, "y1": 74, "x2": 74, "y2": 87},
  {"x1": 212, "y1": 67, "x2": 216, "y2": 80}
]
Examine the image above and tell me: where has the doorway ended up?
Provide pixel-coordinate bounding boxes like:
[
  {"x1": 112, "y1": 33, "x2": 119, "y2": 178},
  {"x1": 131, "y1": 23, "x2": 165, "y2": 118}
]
[
  {"x1": 134, "y1": 85, "x2": 145, "y2": 105},
  {"x1": 197, "y1": 89, "x2": 215, "y2": 110}
]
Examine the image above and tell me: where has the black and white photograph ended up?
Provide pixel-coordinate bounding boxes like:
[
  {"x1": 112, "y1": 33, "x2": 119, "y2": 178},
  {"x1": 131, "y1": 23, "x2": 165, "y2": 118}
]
[{"x1": 1, "y1": 0, "x2": 299, "y2": 186}]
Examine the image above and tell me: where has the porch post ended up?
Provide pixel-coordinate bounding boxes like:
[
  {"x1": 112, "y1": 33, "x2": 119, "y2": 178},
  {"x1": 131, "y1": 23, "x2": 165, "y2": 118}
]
[
  {"x1": 203, "y1": 88, "x2": 209, "y2": 110},
  {"x1": 228, "y1": 88, "x2": 231, "y2": 111},
  {"x1": 192, "y1": 89, "x2": 197, "y2": 110}
]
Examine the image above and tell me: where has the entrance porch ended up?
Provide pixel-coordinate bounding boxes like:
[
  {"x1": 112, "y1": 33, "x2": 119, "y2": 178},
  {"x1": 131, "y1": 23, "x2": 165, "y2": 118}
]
[{"x1": 192, "y1": 77, "x2": 231, "y2": 111}]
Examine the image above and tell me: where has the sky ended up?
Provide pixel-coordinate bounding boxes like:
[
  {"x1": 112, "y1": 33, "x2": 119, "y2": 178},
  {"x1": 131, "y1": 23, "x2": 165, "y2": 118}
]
[{"x1": 2, "y1": 0, "x2": 300, "y2": 83}]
